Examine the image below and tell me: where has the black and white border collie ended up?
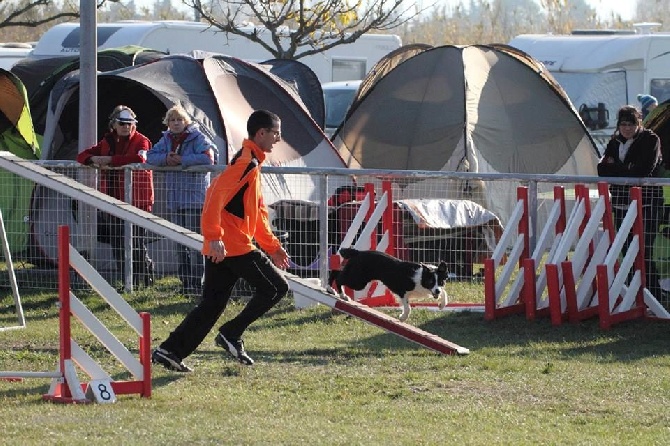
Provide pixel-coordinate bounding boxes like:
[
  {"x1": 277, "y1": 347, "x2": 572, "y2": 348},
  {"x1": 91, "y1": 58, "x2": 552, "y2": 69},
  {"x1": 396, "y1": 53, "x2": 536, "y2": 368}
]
[{"x1": 329, "y1": 248, "x2": 449, "y2": 321}]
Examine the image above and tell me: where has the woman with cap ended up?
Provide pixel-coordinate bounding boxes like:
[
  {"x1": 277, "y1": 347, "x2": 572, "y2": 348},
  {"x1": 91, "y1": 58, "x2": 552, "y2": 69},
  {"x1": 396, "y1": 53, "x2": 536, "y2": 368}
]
[
  {"x1": 637, "y1": 94, "x2": 658, "y2": 120},
  {"x1": 598, "y1": 105, "x2": 664, "y2": 298},
  {"x1": 77, "y1": 105, "x2": 155, "y2": 288}
]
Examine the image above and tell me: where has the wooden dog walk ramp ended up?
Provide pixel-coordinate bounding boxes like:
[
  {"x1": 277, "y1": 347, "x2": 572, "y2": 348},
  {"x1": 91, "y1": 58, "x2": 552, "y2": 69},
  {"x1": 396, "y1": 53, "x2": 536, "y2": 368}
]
[{"x1": 287, "y1": 275, "x2": 470, "y2": 356}]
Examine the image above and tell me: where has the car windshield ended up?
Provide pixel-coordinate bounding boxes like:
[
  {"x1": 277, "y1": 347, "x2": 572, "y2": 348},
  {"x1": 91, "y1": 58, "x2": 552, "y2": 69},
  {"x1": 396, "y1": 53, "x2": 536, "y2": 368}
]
[{"x1": 324, "y1": 88, "x2": 358, "y2": 129}]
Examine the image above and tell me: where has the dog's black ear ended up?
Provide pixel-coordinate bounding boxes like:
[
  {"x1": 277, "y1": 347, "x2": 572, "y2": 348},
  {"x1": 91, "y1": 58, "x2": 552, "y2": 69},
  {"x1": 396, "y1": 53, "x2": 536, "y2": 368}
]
[{"x1": 438, "y1": 261, "x2": 448, "y2": 273}]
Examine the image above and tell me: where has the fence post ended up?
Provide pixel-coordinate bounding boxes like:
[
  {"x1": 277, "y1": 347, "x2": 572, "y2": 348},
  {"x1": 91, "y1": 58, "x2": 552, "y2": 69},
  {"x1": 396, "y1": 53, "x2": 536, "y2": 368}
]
[
  {"x1": 123, "y1": 165, "x2": 133, "y2": 292},
  {"x1": 319, "y1": 174, "x2": 330, "y2": 288}
]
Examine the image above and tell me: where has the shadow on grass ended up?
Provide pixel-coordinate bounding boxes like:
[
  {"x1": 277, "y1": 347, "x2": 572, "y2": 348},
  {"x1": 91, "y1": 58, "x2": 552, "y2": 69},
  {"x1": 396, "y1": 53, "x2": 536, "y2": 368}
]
[
  {"x1": 0, "y1": 373, "x2": 185, "y2": 400},
  {"x1": 150, "y1": 373, "x2": 187, "y2": 390},
  {"x1": 0, "y1": 382, "x2": 51, "y2": 401},
  {"x1": 376, "y1": 310, "x2": 670, "y2": 362},
  {"x1": 259, "y1": 303, "x2": 670, "y2": 363},
  {"x1": 8, "y1": 283, "x2": 668, "y2": 372}
]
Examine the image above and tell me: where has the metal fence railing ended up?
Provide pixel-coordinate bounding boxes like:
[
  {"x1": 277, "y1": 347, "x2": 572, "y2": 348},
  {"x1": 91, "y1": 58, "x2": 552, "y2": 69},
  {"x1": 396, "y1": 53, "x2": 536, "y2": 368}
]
[{"x1": 2, "y1": 159, "x2": 670, "y2": 309}]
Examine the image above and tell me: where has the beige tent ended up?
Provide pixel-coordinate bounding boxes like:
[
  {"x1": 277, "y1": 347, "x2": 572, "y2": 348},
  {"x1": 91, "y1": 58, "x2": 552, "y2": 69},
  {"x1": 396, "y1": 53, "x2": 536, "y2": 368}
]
[{"x1": 332, "y1": 44, "x2": 600, "y2": 224}]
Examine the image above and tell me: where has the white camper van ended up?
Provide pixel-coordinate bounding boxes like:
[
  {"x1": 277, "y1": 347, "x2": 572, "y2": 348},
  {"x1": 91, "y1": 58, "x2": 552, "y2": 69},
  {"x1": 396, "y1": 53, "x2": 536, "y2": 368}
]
[
  {"x1": 510, "y1": 24, "x2": 670, "y2": 148},
  {"x1": 30, "y1": 20, "x2": 402, "y2": 83},
  {"x1": 0, "y1": 43, "x2": 33, "y2": 70}
]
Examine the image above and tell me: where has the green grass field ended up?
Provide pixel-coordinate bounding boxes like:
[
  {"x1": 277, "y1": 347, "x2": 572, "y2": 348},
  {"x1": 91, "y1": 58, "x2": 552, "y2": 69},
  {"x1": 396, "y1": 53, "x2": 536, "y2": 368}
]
[{"x1": 1, "y1": 277, "x2": 670, "y2": 445}]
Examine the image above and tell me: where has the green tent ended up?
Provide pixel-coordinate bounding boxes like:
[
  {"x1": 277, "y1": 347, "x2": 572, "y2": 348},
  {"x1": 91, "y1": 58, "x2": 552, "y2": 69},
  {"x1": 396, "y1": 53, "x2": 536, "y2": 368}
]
[{"x1": 0, "y1": 68, "x2": 39, "y2": 256}]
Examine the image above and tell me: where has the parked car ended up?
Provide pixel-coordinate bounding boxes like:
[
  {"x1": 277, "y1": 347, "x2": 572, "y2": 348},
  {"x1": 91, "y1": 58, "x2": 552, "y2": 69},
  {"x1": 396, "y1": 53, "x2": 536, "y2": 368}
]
[{"x1": 322, "y1": 80, "x2": 362, "y2": 138}]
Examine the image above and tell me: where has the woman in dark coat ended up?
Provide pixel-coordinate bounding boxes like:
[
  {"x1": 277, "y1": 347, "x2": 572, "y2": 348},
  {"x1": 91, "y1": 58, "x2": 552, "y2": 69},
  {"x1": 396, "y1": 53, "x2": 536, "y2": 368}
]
[{"x1": 598, "y1": 105, "x2": 663, "y2": 298}]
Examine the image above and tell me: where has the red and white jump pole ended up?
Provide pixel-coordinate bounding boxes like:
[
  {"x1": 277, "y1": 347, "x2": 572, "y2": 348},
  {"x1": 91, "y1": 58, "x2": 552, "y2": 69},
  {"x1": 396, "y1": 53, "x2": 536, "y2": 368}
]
[
  {"x1": 484, "y1": 186, "x2": 530, "y2": 320},
  {"x1": 0, "y1": 226, "x2": 152, "y2": 403},
  {"x1": 596, "y1": 187, "x2": 648, "y2": 329}
]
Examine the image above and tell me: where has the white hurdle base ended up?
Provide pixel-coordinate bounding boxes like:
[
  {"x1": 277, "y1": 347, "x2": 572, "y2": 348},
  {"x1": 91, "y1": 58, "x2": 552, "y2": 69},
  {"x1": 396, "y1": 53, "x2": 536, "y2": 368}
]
[{"x1": 644, "y1": 289, "x2": 670, "y2": 319}]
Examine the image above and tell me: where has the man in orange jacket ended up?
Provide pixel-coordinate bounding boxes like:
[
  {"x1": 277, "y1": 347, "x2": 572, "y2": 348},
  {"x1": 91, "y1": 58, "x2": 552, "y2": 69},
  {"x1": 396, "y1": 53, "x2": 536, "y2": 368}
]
[{"x1": 152, "y1": 110, "x2": 290, "y2": 371}]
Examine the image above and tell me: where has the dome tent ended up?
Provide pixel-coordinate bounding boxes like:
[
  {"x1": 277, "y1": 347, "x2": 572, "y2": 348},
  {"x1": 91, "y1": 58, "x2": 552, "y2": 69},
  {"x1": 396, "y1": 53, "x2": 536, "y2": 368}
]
[
  {"x1": 331, "y1": 44, "x2": 600, "y2": 225},
  {"x1": 33, "y1": 54, "x2": 349, "y2": 267}
]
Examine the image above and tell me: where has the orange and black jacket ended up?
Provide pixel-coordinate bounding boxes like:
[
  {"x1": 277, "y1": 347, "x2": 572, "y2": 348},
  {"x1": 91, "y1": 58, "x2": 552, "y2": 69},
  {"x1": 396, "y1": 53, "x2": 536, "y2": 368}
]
[{"x1": 201, "y1": 139, "x2": 281, "y2": 257}]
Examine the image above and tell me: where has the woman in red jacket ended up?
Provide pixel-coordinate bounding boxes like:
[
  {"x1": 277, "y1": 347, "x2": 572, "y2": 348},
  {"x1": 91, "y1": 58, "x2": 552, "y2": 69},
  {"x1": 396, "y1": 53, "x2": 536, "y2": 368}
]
[{"x1": 76, "y1": 105, "x2": 155, "y2": 287}]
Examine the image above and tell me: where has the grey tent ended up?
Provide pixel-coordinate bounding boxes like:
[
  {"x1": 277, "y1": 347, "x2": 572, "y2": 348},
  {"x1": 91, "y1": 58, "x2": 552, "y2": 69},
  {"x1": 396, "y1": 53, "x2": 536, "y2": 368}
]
[
  {"x1": 353, "y1": 43, "x2": 433, "y2": 113},
  {"x1": 11, "y1": 46, "x2": 167, "y2": 138},
  {"x1": 33, "y1": 54, "x2": 349, "y2": 266},
  {"x1": 184, "y1": 50, "x2": 325, "y2": 129},
  {"x1": 41, "y1": 54, "x2": 346, "y2": 200},
  {"x1": 331, "y1": 44, "x2": 600, "y2": 225},
  {"x1": 260, "y1": 58, "x2": 325, "y2": 129}
]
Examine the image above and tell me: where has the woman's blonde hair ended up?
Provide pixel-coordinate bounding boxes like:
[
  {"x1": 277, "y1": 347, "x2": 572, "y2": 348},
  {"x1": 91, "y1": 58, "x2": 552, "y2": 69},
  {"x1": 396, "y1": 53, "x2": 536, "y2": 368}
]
[{"x1": 162, "y1": 105, "x2": 192, "y2": 126}]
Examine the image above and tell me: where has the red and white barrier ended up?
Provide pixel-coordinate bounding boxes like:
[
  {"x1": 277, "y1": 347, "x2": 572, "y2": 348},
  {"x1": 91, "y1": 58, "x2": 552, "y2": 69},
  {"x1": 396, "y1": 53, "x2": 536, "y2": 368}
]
[
  {"x1": 0, "y1": 226, "x2": 151, "y2": 403},
  {"x1": 484, "y1": 187, "x2": 530, "y2": 320},
  {"x1": 522, "y1": 186, "x2": 567, "y2": 320},
  {"x1": 545, "y1": 184, "x2": 605, "y2": 325},
  {"x1": 330, "y1": 181, "x2": 398, "y2": 307},
  {"x1": 554, "y1": 183, "x2": 615, "y2": 324},
  {"x1": 594, "y1": 189, "x2": 645, "y2": 329},
  {"x1": 594, "y1": 187, "x2": 670, "y2": 328},
  {"x1": 485, "y1": 182, "x2": 670, "y2": 329},
  {"x1": 545, "y1": 185, "x2": 670, "y2": 328}
]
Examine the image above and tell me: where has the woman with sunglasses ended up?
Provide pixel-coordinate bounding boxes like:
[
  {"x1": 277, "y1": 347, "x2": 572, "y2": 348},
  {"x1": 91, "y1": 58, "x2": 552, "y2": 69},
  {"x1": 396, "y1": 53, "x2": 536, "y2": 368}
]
[
  {"x1": 77, "y1": 105, "x2": 155, "y2": 288},
  {"x1": 598, "y1": 105, "x2": 664, "y2": 298}
]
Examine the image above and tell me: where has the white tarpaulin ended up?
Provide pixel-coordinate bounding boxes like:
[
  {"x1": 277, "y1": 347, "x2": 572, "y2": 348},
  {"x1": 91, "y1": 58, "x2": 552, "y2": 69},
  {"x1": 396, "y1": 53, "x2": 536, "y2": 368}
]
[{"x1": 396, "y1": 198, "x2": 501, "y2": 230}]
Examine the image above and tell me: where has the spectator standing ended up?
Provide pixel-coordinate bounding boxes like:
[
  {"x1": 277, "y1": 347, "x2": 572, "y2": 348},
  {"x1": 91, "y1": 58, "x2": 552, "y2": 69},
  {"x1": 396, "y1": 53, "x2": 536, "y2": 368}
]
[
  {"x1": 147, "y1": 105, "x2": 217, "y2": 296},
  {"x1": 598, "y1": 105, "x2": 664, "y2": 298},
  {"x1": 152, "y1": 109, "x2": 290, "y2": 372},
  {"x1": 76, "y1": 105, "x2": 155, "y2": 287},
  {"x1": 637, "y1": 94, "x2": 658, "y2": 121}
]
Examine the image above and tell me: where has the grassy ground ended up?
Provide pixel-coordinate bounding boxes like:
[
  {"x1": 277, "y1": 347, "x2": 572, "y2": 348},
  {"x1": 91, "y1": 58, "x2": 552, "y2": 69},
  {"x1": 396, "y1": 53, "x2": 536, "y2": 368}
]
[{"x1": 1, "y1": 277, "x2": 669, "y2": 445}]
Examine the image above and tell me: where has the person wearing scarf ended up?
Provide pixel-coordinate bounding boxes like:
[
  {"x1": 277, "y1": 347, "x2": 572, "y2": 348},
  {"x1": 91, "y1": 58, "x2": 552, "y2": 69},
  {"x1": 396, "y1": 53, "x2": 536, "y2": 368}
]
[
  {"x1": 147, "y1": 105, "x2": 217, "y2": 297},
  {"x1": 598, "y1": 105, "x2": 664, "y2": 299}
]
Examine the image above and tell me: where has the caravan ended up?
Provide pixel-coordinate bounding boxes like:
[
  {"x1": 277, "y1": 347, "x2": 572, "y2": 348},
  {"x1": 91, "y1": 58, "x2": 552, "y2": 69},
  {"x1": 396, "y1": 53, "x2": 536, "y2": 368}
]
[
  {"x1": 510, "y1": 24, "x2": 670, "y2": 150},
  {"x1": 0, "y1": 43, "x2": 33, "y2": 70},
  {"x1": 30, "y1": 20, "x2": 402, "y2": 83}
]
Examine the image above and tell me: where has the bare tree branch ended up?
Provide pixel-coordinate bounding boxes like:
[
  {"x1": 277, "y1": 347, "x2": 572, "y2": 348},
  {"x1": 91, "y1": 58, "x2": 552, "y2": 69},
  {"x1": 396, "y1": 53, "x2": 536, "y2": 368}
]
[
  {"x1": 184, "y1": 0, "x2": 420, "y2": 60},
  {"x1": 0, "y1": 0, "x2": 111, "y2": 30}
]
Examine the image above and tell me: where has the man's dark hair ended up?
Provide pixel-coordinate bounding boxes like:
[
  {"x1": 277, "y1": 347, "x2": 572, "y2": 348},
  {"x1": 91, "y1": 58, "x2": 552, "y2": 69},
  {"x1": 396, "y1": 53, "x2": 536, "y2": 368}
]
[{"x1": 247, "y1": 110, "x2": 279, "y2": 138}]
